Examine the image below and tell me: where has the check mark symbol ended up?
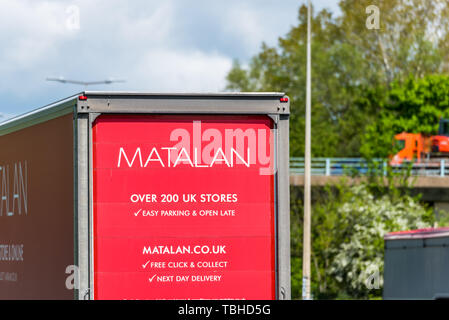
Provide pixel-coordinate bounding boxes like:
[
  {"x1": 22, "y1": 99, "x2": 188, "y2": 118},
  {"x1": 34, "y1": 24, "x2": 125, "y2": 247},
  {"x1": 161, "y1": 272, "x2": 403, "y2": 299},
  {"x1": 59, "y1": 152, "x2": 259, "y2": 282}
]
[
  {"x1": 134, "y1": 209, "x2": 142, "y2": 216},
  {"x1": 142, "y1": 260, "x2": 151, "y2": 269},
  {"x1": 148, "y1": 274, "x2": 157, "y2": 282}
]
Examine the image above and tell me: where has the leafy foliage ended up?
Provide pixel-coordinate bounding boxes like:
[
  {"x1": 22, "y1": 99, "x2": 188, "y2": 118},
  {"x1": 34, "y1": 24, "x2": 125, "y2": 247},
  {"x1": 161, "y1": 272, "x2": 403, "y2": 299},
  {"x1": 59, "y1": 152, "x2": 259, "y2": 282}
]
[
  {"x1": 329, "y1": 185, "x2": 432, "y2": 298},
  {"x1": 361, "y1": 75, "x2": 449, "y2": 158},
  {"x1": 290, "y1": 178, "x2": 434, "y2": 299},
  {"x1": 226, "y1": 0, "x2": 449, "y2": 157}
]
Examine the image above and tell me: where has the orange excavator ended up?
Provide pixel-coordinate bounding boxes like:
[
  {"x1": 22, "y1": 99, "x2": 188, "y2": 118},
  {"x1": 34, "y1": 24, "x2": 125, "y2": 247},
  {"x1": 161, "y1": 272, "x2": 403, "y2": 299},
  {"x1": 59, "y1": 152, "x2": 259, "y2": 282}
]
[{"x1": 390, "y1": 119, "x2": 449, "y2": 165}]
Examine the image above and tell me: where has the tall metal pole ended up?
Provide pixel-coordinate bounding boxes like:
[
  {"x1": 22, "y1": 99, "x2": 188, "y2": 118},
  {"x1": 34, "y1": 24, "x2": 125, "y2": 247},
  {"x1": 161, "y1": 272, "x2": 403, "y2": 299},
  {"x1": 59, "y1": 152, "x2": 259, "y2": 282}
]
[{"x1": 302, "y1": 0, "x2": 312, "y2": 300}]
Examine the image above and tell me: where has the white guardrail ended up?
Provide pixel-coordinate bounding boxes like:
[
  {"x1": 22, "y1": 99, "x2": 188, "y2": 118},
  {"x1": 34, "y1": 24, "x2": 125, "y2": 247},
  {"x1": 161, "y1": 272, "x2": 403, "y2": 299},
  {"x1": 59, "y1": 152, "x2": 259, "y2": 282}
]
[{"x1": 289, "y1": 157, "x2": 449, "y2": 177}]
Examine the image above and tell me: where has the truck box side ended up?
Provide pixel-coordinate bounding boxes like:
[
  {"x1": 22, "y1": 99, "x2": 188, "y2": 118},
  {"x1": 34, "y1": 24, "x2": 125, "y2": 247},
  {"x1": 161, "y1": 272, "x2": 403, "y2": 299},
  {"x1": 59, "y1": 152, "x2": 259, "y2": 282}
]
[
  {"x1": 0, "y1": 99, "x2": 76, "y2": 299},
  {"x1": 384, "y1": 229, "x2": 449, "y2": 299}
]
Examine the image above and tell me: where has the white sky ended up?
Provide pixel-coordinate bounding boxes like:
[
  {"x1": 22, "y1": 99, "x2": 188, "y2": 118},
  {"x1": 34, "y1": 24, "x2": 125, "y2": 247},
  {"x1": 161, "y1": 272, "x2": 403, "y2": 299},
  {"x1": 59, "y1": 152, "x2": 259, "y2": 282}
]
[{"x1": 0, "y1": 0, "x2": 340, "y2": 118}]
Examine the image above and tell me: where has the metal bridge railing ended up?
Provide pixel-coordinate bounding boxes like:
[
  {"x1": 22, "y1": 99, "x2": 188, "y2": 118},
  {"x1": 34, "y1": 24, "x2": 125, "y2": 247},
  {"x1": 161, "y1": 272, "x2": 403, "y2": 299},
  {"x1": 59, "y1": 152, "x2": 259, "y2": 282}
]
[{"x1": 289, "y1": 157, "x2": 449, "y2": 177}]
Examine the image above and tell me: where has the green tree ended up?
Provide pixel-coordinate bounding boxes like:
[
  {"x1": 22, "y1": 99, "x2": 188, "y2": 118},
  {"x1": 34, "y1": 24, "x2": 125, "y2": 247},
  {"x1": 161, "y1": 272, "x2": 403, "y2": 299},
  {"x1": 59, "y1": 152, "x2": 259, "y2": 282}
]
[
  {"x1": 339, "y1": 0, "x2": 449, "y2": 85},
  {"x1": 362, "y1": 75, "x2": 449, "y2": 158},
  {"x1": 226, "y1": 0, "x2": 449, "y2": 158},
  {"x1": 328, "y1": 184, "x2": 432, "y2": 298}
]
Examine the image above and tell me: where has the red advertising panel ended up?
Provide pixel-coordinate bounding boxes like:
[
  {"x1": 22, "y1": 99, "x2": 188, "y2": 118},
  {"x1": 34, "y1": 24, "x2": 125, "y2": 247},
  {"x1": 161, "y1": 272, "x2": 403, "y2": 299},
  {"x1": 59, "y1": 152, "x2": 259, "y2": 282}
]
[{"x1": 93, "y1": 115, "x2": 275, "y2": 299}]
